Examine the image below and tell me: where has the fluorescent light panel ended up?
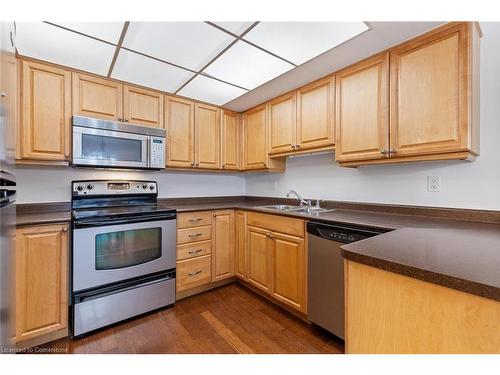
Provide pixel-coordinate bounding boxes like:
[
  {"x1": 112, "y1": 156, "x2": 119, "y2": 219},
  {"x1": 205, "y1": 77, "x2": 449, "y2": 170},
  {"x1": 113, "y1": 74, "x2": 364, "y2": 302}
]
[
  {"x1": 178, "y1": 75, "x2": 247, "y2": 105},
  {"x1": 49, "y1": 22, "x2": 125, "y2": 44},
  {"x1": 212, "y1": 22, "x2": 255, "y2": 36}
]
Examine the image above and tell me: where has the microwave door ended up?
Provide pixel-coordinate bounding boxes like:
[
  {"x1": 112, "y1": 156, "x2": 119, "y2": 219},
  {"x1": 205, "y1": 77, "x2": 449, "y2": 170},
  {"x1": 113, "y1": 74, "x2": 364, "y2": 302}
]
[{"x1": 73, "y1": 126, "x2": 149, "y2": 168}]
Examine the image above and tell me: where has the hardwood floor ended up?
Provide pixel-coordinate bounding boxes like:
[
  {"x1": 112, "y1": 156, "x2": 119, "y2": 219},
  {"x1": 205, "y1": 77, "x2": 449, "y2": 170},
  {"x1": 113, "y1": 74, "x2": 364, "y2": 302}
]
[{"x1": 41, "y1": 283, "x2": 344, "y2": 354}]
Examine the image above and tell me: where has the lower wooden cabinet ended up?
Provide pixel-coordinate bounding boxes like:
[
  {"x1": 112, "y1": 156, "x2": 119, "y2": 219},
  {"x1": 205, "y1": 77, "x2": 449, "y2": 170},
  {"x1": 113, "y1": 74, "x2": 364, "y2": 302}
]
[
  {"x1": 176, "y1": 255, "x2": 212, "y2": 292},
  {"x1": 211, "y1": 210, "x2": 235, "y2": 281},
  {"x1": 235, "y1": 210, "x2": 247, "y2": 279},
  {"x1": 247, "y1": 225, "x2": 273, "y2": 293},
  {"x1": 15, "y1": 224, "x2": 69, "y2": 344}
]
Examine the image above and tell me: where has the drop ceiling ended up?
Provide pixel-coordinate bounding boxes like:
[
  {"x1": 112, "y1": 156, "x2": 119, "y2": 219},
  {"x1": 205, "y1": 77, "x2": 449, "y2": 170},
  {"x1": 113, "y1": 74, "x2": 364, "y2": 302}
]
[{"x1": 14, "y1": 21, "x2": 444, "y2": 109}]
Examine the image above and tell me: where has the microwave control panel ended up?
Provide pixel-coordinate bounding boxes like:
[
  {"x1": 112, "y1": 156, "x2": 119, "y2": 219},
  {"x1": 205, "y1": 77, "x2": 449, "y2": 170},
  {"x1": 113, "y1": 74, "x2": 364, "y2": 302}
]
[{"x1": 150, "y1": 137, "x2": 165, "y2": 169}]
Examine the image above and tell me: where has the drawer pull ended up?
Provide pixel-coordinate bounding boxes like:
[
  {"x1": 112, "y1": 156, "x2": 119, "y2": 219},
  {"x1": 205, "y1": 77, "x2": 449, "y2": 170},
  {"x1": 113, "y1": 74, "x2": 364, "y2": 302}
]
[
  {"x1": 188, "y1": 270, "x2": 202, "y2": 276},
  {"x1": 188, "y1": 233, "x2": 203, "y2": 237},
  {"x1": 188, "y1": 249, "x2": 203, "y2": 254},
  {"x1": 188, "y1": 218, "x2": 203, "y2": 222}
]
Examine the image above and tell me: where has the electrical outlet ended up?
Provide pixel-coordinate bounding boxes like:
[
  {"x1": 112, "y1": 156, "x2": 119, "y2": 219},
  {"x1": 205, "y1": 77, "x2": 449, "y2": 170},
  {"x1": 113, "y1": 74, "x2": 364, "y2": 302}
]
[{"x1": 427, "y1": 176, "x2": 441, "y2": 192}]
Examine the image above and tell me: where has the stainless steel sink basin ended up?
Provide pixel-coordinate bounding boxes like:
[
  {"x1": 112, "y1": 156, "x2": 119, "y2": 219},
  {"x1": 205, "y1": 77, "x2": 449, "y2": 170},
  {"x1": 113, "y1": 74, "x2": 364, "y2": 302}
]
[
  {"x1": 259, "y1": 204, "x2": 302, "y2": 211},
  {"x1": 258, "y1": 205, "x2": 335, "y2": 215},
  {"x1": 292, "y1": 207, "x2": 335, "y2": 214}
]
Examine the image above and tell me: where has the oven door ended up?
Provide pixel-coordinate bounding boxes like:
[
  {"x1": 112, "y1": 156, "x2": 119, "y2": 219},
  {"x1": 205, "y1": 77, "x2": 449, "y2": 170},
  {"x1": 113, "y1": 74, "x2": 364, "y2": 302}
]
[
  {"x1": 73, "y1": 218, "x2": 176, "y2": 292},
  {"x1": 73, "y1": 126, "x2": 149, "y2": 168}
]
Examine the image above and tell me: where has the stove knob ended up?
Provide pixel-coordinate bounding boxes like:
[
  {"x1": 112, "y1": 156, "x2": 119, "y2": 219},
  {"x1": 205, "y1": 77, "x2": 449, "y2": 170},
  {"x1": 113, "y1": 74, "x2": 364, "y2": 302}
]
[
  {"x1": 149, "y1": 185, "x2": 155, "y2": 190},
  {"x1": 76, "y1": 185, "x2": 84, "y2": 192},
  {"x1": 142, "y1": 184, "x2": 148, "y2": 189},
  {"x1": 86, "y1": 184, "x2": 94, "y2": 191}
]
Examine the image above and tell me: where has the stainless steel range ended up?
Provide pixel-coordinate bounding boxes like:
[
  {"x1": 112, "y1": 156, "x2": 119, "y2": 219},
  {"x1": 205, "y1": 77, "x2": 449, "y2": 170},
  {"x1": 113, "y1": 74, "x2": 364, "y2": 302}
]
[{"x1": 71, "y1": 180, "x2": 176, "y2": 337}]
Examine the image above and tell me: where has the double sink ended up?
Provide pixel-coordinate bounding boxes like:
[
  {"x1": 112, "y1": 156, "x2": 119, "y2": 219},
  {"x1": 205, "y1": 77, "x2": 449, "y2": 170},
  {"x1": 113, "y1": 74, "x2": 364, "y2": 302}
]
[{"x1": 258, "y1": 204, "x2": 335, "y2": 216}]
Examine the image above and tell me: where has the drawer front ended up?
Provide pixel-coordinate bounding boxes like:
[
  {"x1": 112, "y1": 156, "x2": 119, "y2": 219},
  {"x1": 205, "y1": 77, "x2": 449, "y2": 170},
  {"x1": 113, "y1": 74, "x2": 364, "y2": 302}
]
[
  {"x1": 177, "y1": 226, "x2": 211, "y2": 244},
  {"x1": 176, "y1": 255, "x2": 211, "y2": 292},
  {"x1": 177, "y1": 240, "x2": 211, "y2": 261},
  {"x1": 247, "y1": 211, "x2": 305, "y2": 237},
  {"x1": 177, "y1": 211, "x2": 213, "y2": 228}
]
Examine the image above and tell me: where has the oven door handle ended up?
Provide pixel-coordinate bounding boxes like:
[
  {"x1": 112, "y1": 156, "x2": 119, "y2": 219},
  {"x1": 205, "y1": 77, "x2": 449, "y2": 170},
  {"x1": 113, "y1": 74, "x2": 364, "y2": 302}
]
[{"x1": 74, "y1": 213, "x2": 176, "y2": 228}]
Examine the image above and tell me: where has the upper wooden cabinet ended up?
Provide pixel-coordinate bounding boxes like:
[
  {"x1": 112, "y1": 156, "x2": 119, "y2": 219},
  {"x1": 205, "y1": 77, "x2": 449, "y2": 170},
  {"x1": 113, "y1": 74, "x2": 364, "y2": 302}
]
[
  {"x1": 72, "y1": 73, "x2": 123, "y2": 121},
  {"x1": 335, "y1": 52, "x2": 390, "y2": 163},
  {"x1": 211, "y1": 210, "x2": 235, "y2": 281},
  {"x1": 123, "y1": 85, "x2": 163, "y2": 128},
  {"x1": 242, "y1": 104, "x2": 285, "y2": 172},
  {"x1": 16, "y1": 224, "x2": 69, "y2": 344},
  {"x1": 268, "y1": 92, "x2": 297, "y2": 155},
  {"x1": 389, "y1": 22, "x2": 479, "y2": 158},
  {"x1": 221, "y1": 110, "x2": 240, "y2": 170},
  {"x1": 296, "y1": 76, "x2": 335, "y2": 151},
  {"x1": 195, "y1": 103, "x2": 220, "y2": 169},
  {"x1": 19, "y1": 60, "x2": 71, "y2": 163},
  {"x1": 165, "y1": 96, "x2": 195, "y2": 168}
]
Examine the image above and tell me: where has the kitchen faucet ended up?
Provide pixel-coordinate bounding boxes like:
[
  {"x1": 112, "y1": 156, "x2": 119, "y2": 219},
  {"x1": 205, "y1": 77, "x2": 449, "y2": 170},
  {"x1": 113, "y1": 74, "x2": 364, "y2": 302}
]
[{"x1": 286, "y1": 190, "x2": 311, "y2": 207}]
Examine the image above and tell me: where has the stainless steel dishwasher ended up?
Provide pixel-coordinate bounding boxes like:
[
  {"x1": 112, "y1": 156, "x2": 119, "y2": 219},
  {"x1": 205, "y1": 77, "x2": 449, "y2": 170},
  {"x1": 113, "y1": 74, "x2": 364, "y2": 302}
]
[{"x1": 307, "y1": 221, "x2": 386, "y2": 339}]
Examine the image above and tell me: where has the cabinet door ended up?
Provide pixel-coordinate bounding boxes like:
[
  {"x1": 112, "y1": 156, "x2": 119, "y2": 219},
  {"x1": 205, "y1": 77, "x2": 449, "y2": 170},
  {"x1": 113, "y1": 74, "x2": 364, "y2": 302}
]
[
  {"x1": 246, "y1": 225, "x2": 273, "y2": 293},
  {"x1": 390, "y1": 23, "x2": 471, "y2": 157},
  {"x1": 297, "y1": 76, "x2": 335, "y2": 151},
  {"x1": 271, "y1": 232, "x2": 306, "y2": 313},
  {"x1": 221, "y1": 110, "x2": 240, "y2": 170},
  {"x1": 268, "y1": 92, "x2": 296, "y2": 155},
  {"x1": 195, "y1": 103, "x2": 220, "y2": 169},
  {"x1": 20, "y1": 60, "x2": 71, "y2": 161},
  {"x1": 335, "y1": 52, "x2": 390, "y2": 162},
  {"x1": 243, "y1": 104, "x2": 268, "y2": 170},
  {"x1": 15, "y1": 224, "x2": 68, "y2": 342},
  {"x1": 211, "y1": 210, "x2": 235, "y2": 281},
  {"x1": 235, "y1": 210, "x2": 247, "y2": 279},
  {"x1": 165, "y1": 96, "x2": 195, "y2": 168},
  {"x1": 72, "y1": 72, "x2": 123, "y2": 121},
  {"x1": 123, "y1": 85, "x2": 163, "y2": 128}
]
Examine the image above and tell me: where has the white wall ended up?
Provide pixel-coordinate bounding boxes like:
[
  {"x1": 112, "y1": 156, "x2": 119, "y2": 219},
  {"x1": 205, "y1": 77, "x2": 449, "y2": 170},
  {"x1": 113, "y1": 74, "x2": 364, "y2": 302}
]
[
  {"x1": 15, "y1": 166, "x2": 246, "y2": 203},
  {"x1": 246, "y1": 22, "x2": 500, "y2": 211}
]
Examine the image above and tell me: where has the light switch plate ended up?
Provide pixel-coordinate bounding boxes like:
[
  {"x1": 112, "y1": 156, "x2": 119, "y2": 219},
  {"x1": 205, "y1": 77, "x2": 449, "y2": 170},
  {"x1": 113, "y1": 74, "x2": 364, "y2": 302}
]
[{"x1": 427, "y1": 176, "x2": 441, "y2": 192}]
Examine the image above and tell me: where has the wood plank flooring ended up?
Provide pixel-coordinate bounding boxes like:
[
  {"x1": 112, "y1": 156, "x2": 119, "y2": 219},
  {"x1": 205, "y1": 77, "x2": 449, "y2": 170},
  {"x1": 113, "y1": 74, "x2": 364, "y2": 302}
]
[{"x1": 42, "y1": 283, "x2": 344, "y2": 354}]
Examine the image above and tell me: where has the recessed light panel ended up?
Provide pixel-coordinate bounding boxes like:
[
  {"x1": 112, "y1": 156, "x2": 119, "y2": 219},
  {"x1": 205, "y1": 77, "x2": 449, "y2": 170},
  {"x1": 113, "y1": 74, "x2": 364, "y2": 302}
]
[
  {"x1": 49, "y1": 22, "x2": 125, "y2": 44},
  {"x1": 244, "y1": 22, "x2": 369, "y2": 65},
  {"x1": 15, "y1": 22, "x2": 116, "y2": 75},
  {"x1": 178, "y1": 75, "x2": 247, "y2": 105},
  {"x1": 212, "y1": 22, "x2": 255, "y2": 36},
  {"x1": 204, "y1": 40, "x2": 294, "y2": 90},
  {"x1": 123, "y1": 22, "x2": 235, "y2": 71},
  {"x1": 111, "y1": 49, "x2": 195, "y2": 93}
]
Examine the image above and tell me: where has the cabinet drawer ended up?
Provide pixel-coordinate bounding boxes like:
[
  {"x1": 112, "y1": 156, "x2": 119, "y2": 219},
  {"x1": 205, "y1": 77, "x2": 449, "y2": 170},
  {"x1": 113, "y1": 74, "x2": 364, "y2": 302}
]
[
  {"x1": 177, "y1": 211, "x2": 213, "y2": 228},
  {"x1": 247, "y1": 212, "x2": 305, "y2": 237},
  {"x1": 176, "y1": 255, "x2": 211, "y2": 292},
  {"x1": 177, "y1": 240, "x2": 211, "y2": 261},
  {"x1": 177, "y1": 226, "x2": 211, "y2": 244}
]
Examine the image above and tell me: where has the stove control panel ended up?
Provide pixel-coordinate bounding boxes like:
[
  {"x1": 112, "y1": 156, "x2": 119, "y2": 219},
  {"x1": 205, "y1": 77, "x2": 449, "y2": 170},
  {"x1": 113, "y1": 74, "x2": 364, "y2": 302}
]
[{"x1": 72, "y1": 180, "x2": 157, "y2": 196}]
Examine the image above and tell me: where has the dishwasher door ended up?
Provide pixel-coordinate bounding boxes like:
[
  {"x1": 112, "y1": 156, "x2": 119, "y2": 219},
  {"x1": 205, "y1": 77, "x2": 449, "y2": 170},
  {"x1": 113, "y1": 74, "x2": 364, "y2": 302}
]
[{"x1": 307, "y1": 232, "x2": 345, "y2": 339}]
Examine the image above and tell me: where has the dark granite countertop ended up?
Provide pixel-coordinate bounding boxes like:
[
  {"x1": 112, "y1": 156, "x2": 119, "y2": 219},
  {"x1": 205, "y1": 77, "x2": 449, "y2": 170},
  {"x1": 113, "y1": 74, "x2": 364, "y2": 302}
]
[{"x1": 15, "y1": 197, "x2": 500, "y2": 301}]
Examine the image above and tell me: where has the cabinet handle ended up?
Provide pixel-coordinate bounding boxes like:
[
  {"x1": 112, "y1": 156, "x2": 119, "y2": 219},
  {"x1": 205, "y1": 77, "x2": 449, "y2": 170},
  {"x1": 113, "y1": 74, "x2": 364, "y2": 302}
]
[
  {"x1": 295, "y1": 144, "x2": 300, "y2": 149},
  {"x1": 62, "y1": 227, "x2": 68, "y2": 232},
  {"x1": 291, "y1": 145, "x2": 295, "y2": 150},
  {"x1": 221, "y1": 163, "x2": 226, "y2": 168},
  {"x1": 389, "y1": 148, "x2": 396, "y2": 156},
  {"x1": 124, "y1": 119, "x2": 129, "y2": 122},
  {"x1": 195, "y1": 162, "x2": 200, "y2": 167},
  {"x1": 188, "y1": 218, "x2": 202, "y2": 222},
  {"x1": 64, "y1": 153, "x2": 70, "y2": 159},
  {"x1": 0, "y1": 93, "x2": 6, "y2": 98},
  {"x1": 118, "y1": 118, "x2": 123, "y2": 122},
  {"x1": 188, "y1": 270, "x2": 202, "y2": 276},
  {"x1": 188, "y1": 233, "x2": 203, "y2": 237},
  {"x1": 191, "y1": 162, "x2": 195, "y2": 167},
  {"x1": 380, "y1": 149, "x2": 388, "y2": 155},
  {"x1": 188, "y1": 249, "x2": 203, "y2": 254}
]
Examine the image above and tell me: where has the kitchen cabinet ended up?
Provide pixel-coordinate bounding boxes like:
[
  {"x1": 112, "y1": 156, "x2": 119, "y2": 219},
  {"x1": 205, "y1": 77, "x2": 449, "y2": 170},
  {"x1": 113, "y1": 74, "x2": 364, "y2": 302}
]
[
  {"x1": 123, "y1": 85, "x2": 163, "y2": 128},
  {"x1": 235, "y1": 210, "x2": 247, "y2": 279},
  {"x1": 335, "y1": 52, "x2": 390, "y2": 163},
  {"x1": 242, "y1": 104, "x2": 285, "y2": 172},
  {"x1": 195, "y1": 103, "x2": 220, "y2": 169},
  {"x1": 211, "y1": 210, "x2": 235, "y2": 281},
  {"x1": 296, "y1": 76, "x2": 335, "y2": 151},
  {"x1": 345, "y1": 260, "x2": 500, "y2": 354},
  {"x1": 268, "y1": 91, "x2": 297, "y2": 155},
  {"x1": 176, "y1": 255, "x2": 212, "y2": 292},
  {"x1": 337, "y1": 22, "x2": 480, "y2": 167},
  {"x1": 15, "y1": 224, "x2": 69, "y2": 344},
  {"x1": 245, "y1": 212, "x2": 307, "y2": 313},
  {"x1": 72, "y1": 72, "x2": 123, "y2": 121},
  {"x1": 165, "y1": 96, "x2": 195, "y2": 168},
  {"x1": 221, "y1": 110, "x2": 241, "y2": 170},
  {"x1": 19, "y1": 60, "x2": 71, "y2": 163}
]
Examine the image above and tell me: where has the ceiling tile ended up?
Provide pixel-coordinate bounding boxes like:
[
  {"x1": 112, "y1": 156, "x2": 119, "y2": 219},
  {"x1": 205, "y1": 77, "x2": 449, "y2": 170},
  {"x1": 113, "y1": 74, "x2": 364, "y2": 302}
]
[
  {"x1": 211, "y1": 22, "x2": 255, "y2": 36},
  {"x1": 15, "y1": 22, "x2": 116, "y2": 76},
  {"x1": 123, "y1": 22, "x2": 235, "y2": 71},
  {"x1": 244, "y1": 22, "x2": 369, "y2": 65},
  {"x1": 178, "y1": 75, "x2": 247, "y2": 106},
  {"x1": 48, "y1": 22, "x2": 124, "y2": 44},
  {"x1": 204, "y1": 40, "x2": 294, "y2": 90},
  {"x1": 111, "y1": 49, "x2": 195, "y2": 93}
]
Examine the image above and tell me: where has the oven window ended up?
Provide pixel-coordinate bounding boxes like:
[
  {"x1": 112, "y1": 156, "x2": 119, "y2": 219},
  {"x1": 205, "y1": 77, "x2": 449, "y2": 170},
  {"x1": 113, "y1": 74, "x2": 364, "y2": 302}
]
[
  {"x1": 82, "y1": 133, "x2": 143, "y2": 162},
  {"x1": 95, "y1": 227, "x2": 162, "y2": 270}
]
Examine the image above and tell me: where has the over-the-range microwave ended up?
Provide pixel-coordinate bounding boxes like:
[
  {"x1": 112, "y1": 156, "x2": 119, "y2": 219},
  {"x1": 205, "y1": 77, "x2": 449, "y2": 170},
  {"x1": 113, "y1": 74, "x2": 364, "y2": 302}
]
[{"x1": 72, "y1": 116, "x2": 165, "y2": 170}]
